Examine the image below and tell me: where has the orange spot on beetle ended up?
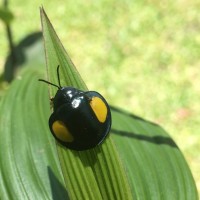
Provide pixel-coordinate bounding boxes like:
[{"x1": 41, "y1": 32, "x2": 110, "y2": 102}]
[
  {"x1": 52, "y1": 121, "x2": 74, "y2": 142},
  {"x1": 90, "y1": 97, "x2": 107, "y2": 123}
]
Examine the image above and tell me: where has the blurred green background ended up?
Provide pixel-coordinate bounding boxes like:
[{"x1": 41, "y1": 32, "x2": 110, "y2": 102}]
[{"x1": 0, "y1": 0, "x2": 199, "y2": 196}]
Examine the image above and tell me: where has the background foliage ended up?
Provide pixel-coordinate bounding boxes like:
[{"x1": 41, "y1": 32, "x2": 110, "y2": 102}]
[{"x1": 0, "y1": 0, "x2": 199, "y2": 196}]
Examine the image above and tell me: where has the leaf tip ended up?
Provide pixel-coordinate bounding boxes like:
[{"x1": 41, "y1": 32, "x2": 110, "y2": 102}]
[{"x1": 39, "y1": 6, "x2": 47, "y2": 20}]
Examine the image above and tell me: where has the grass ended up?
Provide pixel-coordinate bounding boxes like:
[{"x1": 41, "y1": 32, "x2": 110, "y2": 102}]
[{"x1": 0, "y1": 0, "x2": 199, "y2": 196}]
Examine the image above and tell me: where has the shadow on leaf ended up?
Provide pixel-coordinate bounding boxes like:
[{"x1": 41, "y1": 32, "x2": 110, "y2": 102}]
[
  {"x1": 48, "y1": 166, "x2": 70, "y2": 200},
  {"x1": 110, "y1": 106, "x2": 178, "y2": 148},
  {"x1": 111, "y1": 129, "x2": 178, "y2": 148},
  {"x1": 4, "y1": 31, "x2": 43, "y2": 82}
]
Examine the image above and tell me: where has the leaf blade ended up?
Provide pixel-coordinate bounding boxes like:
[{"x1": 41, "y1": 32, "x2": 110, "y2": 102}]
[
  {"x1": 0, "y1": 68, "x2": 69, "y2": 200},
  {"x1": 40, "y1": 7, "x2": 133, "y2": 200},
  {"x1": 111, "y1": 107, "x2": 198, "y2": 200}
]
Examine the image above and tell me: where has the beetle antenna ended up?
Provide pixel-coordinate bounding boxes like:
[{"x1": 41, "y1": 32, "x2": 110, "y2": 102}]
[
  {"x1": 57, "y1": 65, "x2": 61, "y2": 88},
  {"x1": 38, "y1": 79, "x2": 61, "y2": 89},
  {"x1": 38, "y1": 65, "x2": 63, "y2": 89}
]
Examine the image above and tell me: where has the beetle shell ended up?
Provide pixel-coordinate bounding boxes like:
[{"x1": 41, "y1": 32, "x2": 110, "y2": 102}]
[{"x1": 49, "y1": 87, "x2": 111, "y2": 151}]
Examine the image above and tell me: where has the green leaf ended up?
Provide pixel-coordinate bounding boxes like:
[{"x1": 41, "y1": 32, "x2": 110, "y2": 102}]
[
  {"x1": 0, "y1": 68, "x2": 68, "y2": 199},
  {"x1": 40, "y1": 7, "x2": 132, "y2": 200},
  {"x1": 111, "y1": 107, "x2": 198, "y2": 199}
]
